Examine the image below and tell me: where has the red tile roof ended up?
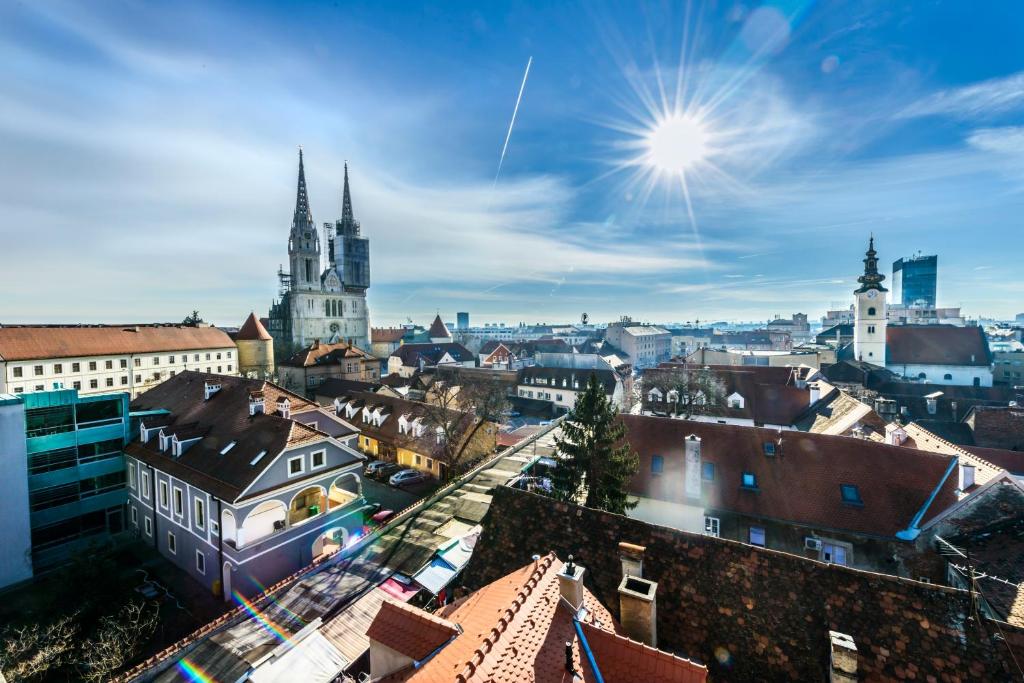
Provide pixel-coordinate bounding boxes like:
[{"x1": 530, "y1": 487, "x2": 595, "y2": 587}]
[
  {"x1": 964, "y1": 446, "x2": 1024, "y2": 475},
  {"x1": 620, "y1": 414, "x2": 959, "y2": 538},
  {"x1": 366, "y1": 599, "x2": 460, "y2": 661},
  {"x1": 0, "y1": 324, "x2": 235, "y2": 361},
  {"x1": 280, "y1": 339, "x2": 375, "y2": 368},
  {"x1": 236, "y1": 312, "x2": 273, "y2": 341},
  {"x1": 581, "y1": 622, "x2": 706, "y2": 683},
  {"x1": 886, "y1": 325, "x2": 992, "y2": 367},
  {"x1": 373, "y1": 327, "x2": 408, "y2": 343},
  {"x1": 374, "y1": 553, "x2": 705, "y2": 682},
  {"x1": 428, "y1": 315, "x2": 451, "y2": 339}
]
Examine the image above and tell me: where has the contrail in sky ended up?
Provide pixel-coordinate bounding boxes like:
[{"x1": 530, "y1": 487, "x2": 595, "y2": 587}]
[{"x1": 494, "y1": 56, "x2": 533, "y2": 187}]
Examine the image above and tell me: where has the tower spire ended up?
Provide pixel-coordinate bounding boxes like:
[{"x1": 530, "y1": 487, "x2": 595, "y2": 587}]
[
  {"x1": 293, "y1": 147, "x2": 314, "y2": 232},
  {"x1": 855, "y1": 235, "x2": 887, "y2": 293},
  {"x1": 341, "y1": 161, "x2": 354, "y2": 224}
]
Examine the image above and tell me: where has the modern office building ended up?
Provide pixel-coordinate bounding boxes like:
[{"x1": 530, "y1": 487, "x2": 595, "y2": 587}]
[
  {"x1": 892, "y1": 254, "x2": 937, "y2": 307},
  {"x1": 0, "y1": 388, "x2": 130, "y2": 587},
  {"x1": 456, "y1": 312, "x2": 469, "y2": 330}
]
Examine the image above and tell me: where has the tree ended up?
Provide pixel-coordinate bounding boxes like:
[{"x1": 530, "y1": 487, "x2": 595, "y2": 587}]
[
  {"x1": 643, "y1": 364, "x2": 727, "y2": 419},
  {"x1": 182, "y1": 310, "x2": 204, "y2": 326},
  {"x1": 550, "y1": 373, "x2": 639, "y2": 514},
  {"x1": 0, "y1": 616, "x2": 78, "y2": 682},
  {"x1": 412, "y1": 367, "x2": 509, "y2": 482},
  {"x1": 78, "y1": 601, "x2": 159, "y2": 682}
]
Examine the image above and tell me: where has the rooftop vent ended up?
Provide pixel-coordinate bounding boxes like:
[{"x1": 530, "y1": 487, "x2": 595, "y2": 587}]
[
  {"x1": 204, "y1": 381, "x2": 221, "y2": 400},
  {"x1": 278, "y1": 397, "x2": 291, "y2": 419},
  {"x1": 249, "y1": 390, "x2": 265, "y2": 416},
  {"x1": 557, "y1": 555, "x2": 585, "y2": 612}
]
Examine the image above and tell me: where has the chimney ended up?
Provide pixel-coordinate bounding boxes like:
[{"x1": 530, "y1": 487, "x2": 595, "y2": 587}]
[
  {"x1": 204, "y1": 381, "x2": 221, "y2": 400},
  {"x1": 886, "y1": 424, "x2": 907, "y2": 446},
  {"x1": 926, "y1": 397, "x2": 938, "y2": 415},
  {"x1": 557, "y1": 555, "x2": 585, "y2": 612},
  {"x1": 619, "y1": 542, "x2": 645, "y2": 579},
  {"x1": 808, "y1": 382, "x2": 821, "y2": 406},
  {"x1": 828, "y1": 631, "x2": 857, "y2": 682},
  {"x1": 618, "y1": 574, "x2": 658, "y2": 647},
  {"x1": 684, "y1": 435, "x2": 702, "y2": 500},
  {"x1": 249, "y1": 390, "x2": 265, "y2": 416}
]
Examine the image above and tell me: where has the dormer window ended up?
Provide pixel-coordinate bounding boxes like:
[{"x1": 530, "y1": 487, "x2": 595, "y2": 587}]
[
  {"x1": 158, "y1": 431, "x2": 169, "y2": 452},
  {"x1": 647, "y1": 388, "x2": 663, "y2": 402},
  {"x1": 204, "y1": 381, "x2": 221, "y2": 400},
  {"x1": 741, "y1": 472, "x2": 758, "y2": 490},
  {"x1": 667, "y1": 389, "x2": 679, "y2": 403},
  {"x1": 278, "y1": 398, "x2": 290, "y2": 420},
  {"x1": 763, "y1": 442, "x2": 776, "y2": 457}
]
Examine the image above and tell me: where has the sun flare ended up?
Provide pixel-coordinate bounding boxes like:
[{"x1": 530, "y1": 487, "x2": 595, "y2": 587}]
[{"x1": 645, "y1": 113, "x2": 709, "y2": 173}]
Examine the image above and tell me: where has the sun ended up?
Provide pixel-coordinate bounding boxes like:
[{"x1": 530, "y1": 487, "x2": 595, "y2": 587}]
[{"x1": 645, "y1": 113, "x2": 709, "y2": 173}]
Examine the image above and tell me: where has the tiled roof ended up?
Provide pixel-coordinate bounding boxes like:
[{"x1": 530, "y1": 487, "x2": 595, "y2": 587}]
[
  {"x1": 373, "y1": 327, "x2": 408, "y2": 343},
  {"x1": 0, "y1": 324, "x2": 235, "y2": 361},
  {"x1": 580, "y1": 622, "x2": 706, "y2": 683},
  {"x1": 963, "y1": 446, "x2": 1024, "y2": 475},
  {"x1": 281, "y1": 340, "x2": 375, "y2": 368},
  {"x1": 334, "y1": 390, "x2": 473, "y2": 457},
  {"x1": 391, "y1": 343, "x2": 475, "y2": 367},
  {"x1": 314, "y1": 377, "x2": 381, "y2": 398},
  {"x1": 126, "y1": 371, "x2": 359, "y2": 501},
  {"x1": 518, "y1": 366, "x2": 619, "y2": 395},
  {"x1": 236, "y1": 313, "x2": 273, "y2": 341},
  {"x1": 899, "y1": 422, "x2": 1005, "y2": 490},
  {"x1": 620, "y1": 414, "x2": 959, "y2": 538},
  {"x1": 428, "y1": 315, "x2": 451, "y2": 339},
  {"x1": 966, "y1": 406, "x2": 1024, "y2": 450},
  {"x1": 794, "y1": 389, "x2": 884, "y2": 436},
  {"x1": 886, "y1": 325, "x2": 992, "y2": 367},
  {"x1": 366, "y1": 599, "x2": 460, "y2": 661}
]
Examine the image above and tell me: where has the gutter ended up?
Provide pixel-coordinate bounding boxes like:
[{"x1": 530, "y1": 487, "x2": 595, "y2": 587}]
[
  {"x1": 572, "y1": 618, "x2": 604, "y2": 683},
  {"x1": 216, "y1": 497, "x2": 225, "y2": 599},
  {"x1": 896, "y1": 456, "x2": 958, "y2": 541},
  {"x1": 148, "y1": 463, "x2": 158, "y2": 550}
]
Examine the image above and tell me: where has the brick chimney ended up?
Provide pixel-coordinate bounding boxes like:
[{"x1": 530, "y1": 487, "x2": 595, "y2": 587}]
[
  {"x1": 684, "y1": 435, "x2": 702, "y2": 500},
  {"x1": 828, "y1": 631, "x2": 857, "y2": 682},
  {"x1": 618, "y1": 542, "x2": 645, "y2": 579},
  {"x1": 618, "y1": 574, "x2": 658, "y2": 647},
  {"x1": 557, "y1": 555, "x2": 585, "y2": 612}
]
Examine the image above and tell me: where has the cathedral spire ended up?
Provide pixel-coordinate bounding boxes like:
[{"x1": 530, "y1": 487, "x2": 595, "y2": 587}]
[
  {"x1": 341, "y1": 162, "x2": 354, "y2": 225},
  {"x1": 293, "y1": 147, "x2": 314, "y2": 232},
  {"x1": 855, "y1": 234, "x2": 887, "y2": 293}
]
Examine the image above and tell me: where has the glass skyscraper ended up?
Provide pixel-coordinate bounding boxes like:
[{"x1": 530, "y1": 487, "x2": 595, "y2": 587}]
[{"x1": 892, "y1": 254, "x2": 937, "y2": 307}]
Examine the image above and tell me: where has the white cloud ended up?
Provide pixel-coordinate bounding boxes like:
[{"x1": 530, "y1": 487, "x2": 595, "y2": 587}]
[
  {"x1": 966, "y1": 126, "x2": 1024, "y2": 155},
  {"x1": 897, "y1": 71, "x2": 1024, "y2": 120}
]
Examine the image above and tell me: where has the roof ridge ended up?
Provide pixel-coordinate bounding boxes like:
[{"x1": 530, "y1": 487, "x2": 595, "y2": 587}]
[{"x1": 905, "y1": 421, "x2": 1004, "y2": 474}]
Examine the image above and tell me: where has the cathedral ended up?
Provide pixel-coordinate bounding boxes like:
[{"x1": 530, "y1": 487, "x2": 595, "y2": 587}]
[{"x1": 268, "y1": 150, "x2": 371, "y2": 360}]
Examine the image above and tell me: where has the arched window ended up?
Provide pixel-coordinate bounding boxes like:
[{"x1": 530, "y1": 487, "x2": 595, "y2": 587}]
[
  {"x1": 918, "y1": 372, "x2": 927, "y2": 380},
  {"x1": 944, "y1": 373, "x2": 953, "y2": 381},
  {"x1": 867, "y1": 307, "x2": 876, "y2": 316},
  {"x1": 325, "y1": 300, "x2": 330, "y2": 316}
]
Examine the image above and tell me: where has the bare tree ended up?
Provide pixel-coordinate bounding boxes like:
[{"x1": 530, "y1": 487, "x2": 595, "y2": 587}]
[
  {"x1": 0, "y1": 615, "x2": 78, "y2": 682},
  {"x1": 412, "y1": 368, "x2": 509, "y2": 481},
  {"x1": 79, "y1": 601, "x2": 159, "y2": 682},
  {"x1": 642, "y1": 364, "x2": 727, "y2": 419}
]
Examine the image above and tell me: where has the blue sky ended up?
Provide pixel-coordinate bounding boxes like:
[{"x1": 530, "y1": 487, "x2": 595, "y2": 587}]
[{"x1": 1, "y1": 1, "x2": 1022, "y2": 327}]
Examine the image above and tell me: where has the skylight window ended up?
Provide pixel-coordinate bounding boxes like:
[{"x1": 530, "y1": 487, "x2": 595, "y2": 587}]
[
  {"x1": 741, "y1": 472, "x2": 758, "y2": 489},
  {"x1": 250, "y1": 450, "x2": 267, "y2": 466},
  {"x1": 220, "y1": 441, "x2": 236, "y2": 455},
  {"x1": 840, "y1": 484, "x2": 863, "y2": 505},
  {"x1": 763, "y1": 442, "x2": 776, "y2": 457}
]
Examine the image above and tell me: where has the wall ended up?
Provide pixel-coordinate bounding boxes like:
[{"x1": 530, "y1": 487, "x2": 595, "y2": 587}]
[
  {"x1": 463, "y1": 486, "x2": 1023, "y2": 682},
  {"x1": 0, "y1": 397, "x2": 33, "y2": 588},
  {"x1": 235, "y1": 339, "x2": 275, "y2": 380},
  {"x1": 893, "y1": 363, "x2": 994, "y2": 387}
]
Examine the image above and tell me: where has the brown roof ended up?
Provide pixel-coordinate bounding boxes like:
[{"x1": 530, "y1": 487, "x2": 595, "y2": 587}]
[
  {"x1": 620, "y1": 414, "x2": 959, "y2": 538},
  {"x1": 236, "y1": 312, "x2": 273, "y2": 341},
  {"x1": 376, "y1": 553, "x2": 704, "y2": 682},
  {"x1": 967, "y1": 406, "x2": 1024, "y2": 450},
  {"x1": 126, "y1": 371, "x2": 359, "y2": 501},
  {"x1": 365, "y1": 599, "x2": 460, "y2": 661},
  {"x1": 335, "y1": 390, "x2": 474, "y2": 458},
  {"x1": 886, "y1": 325, "x2": 992, "y2": 367},
  {"x1": 281, "y1": 339, "x2": 375, "y2": 368},
  {"x1": 964, "y1": 446, "x2": 1024, "y2": 475},
  {"x1": 428, "y1": 315, "x2": 451, "y2": 339},
  {"x1": 373, "y1": 327, "x2": 407, "y2": 343},
  {"x1": 0, "y1": 324, "x2": 235, "y2": 361}
]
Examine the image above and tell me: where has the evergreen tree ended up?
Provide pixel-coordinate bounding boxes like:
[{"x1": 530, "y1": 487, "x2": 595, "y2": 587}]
[{"x1": 550, "y1": 373, "x2": 639, "y2": 514}]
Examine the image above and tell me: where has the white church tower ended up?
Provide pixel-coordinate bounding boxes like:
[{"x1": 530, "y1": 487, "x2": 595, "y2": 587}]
[{"x1": 853, "y1": 236, "x2": 888, "y2": 367}]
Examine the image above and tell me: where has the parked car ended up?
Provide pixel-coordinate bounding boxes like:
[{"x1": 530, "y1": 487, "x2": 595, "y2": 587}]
[
  {"x1": 374, "y1": 463, "x2": 404, "y2": 481},
  {"x1": 389, "y1": 469, "x2": 430, "y2": 487},
  {"x1": 364, "y1": 460, "x2": 389, "y2": 476}
]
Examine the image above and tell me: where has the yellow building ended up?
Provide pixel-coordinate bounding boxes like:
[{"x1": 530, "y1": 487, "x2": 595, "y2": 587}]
[{"x1": 234, "y1": 312, "x2": 275, "y2": 379}]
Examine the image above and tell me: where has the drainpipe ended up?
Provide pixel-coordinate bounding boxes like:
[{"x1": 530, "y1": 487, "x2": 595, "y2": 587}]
[
  {"x1": 148, "y1": 463, "x2": 158, "y2": 550},
  {"x1": 572, "y1": 618, "x2": 605, "y2": 683},
  {"x1": 215, "y1": 497, "x2": 225, "y2": 599}
]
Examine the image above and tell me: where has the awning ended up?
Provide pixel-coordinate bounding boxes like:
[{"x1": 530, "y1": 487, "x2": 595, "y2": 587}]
[
  {"x1": 379, "y1": 577, "x2": 419, "y2": 602},
  {"x1": 412, "y1": 557, "x2": 458, "y2": 595},
  {"x1": 248, "y1": 630, "x2": 349, "y2": 683}
]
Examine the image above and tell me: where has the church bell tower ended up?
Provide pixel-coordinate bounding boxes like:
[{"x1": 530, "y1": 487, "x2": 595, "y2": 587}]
[
  {"x1": 288, "y1": 148, "x2": 321, "y2": 292},
  {"x1": 853, "y1": 236, "x2": 888, "y2": 367}
]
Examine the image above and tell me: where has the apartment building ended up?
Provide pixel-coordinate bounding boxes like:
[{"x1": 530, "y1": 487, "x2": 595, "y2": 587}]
[{"x1": 0, "y1": 324, "x2": 238, "y2": 398}]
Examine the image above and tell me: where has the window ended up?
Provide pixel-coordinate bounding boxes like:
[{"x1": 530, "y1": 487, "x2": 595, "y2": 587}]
[
  {"x1": 131, "y1": 506, "x2": 138, "y2": 525},
  {"x1": 840, "y1": 484, "x2": 863, "y2": 506},
  {"x1": 704, "y1": 516, "x2": 720, "y2": 537},
  {"x1": 167, "y1": 531, "x2": 176, "y2": 555},
  {"x1": 120, "y1": 359, "x2": 128, "y2": 369},
  {"x1": 763, "y1": 442, "x2": 776, "y2": 457},
  {"x1": 105, "y1": 360, "x2": 113, "y2": 370},
  {"x1": 651, "y1": 455, "x2": 664, "y2": 475},
  {"x1": 227, "y1": 351, "x2": 232, "y2": 359},
  {"x1": 169, "y1": 355, "x2": 175, "y2": 363},
  {"x1": 121, "y1": 376, "x2": 128, "y2": 385},
  {"x1": 749, "y1": 526, "x2": 766, "y2": 547},
  {"x1": 89, "y1": 379, "x2": 98, "y2": 389},
  {"x1": 211, "y1": 520, "x2": 220, "y2": 536},
  {"x1": 134, "y1": 358, "x2": 141, "y2": 367},
  {"x1": 741, "y1": 472, "x2": 758, "y2": 489},
  {"x1": 227, "y1": 365, "x2": 233, "y2": 372},
  {"x1": 821, "y1": 542, "x2": 849, "y2": 566},
  {"x1": 13, "y1": 366, "x2": 23, "y2": 377},
  {"x1": 216, "y1": 352, "x2": 222, "y2": 360},
  {"x1": 206, "y1": 353, "x2": 211, "y2": 360},
  {"x1": 141, "y1": 471, "x2": 150, "y2": 498},
  {"x1": 427, "y1": 458, "x2": 433, "y2": 469},
  {"x1": 196, "y1": 550, "x2": 206, "y2": 574},
  {"x1": 159, "y1": 481, "x2": 168, "y2": 509},
  {"x1": 702, "y1": 462, "x2": 716, "y2": 482},
  {"x1": 35, "y1": 384, "x2": 45, "y2": 391},
  {"x1": 54, "y1": 363, "x2": 63, "y2": 374},
  {"x1": 250, "y1": 450, "x2": 267, "y2": 466},
  {"x1": 194, "y1": 354, "x2": 200, "y2": 361},
  {"x1": 311, "y1": 450, "x2": 326, "y2": 469},
  {"x1": 13, "y1": 387, "x2": 23, "y2": 393},
  {"x1": 144, "y1": 516, "x2": 152, "y2": 536},
  {"x1": 135, "y1": 374, "x2": 142, "y2": 383},
  {"x1": 867, "y1": 325, "x2": 876, "y2": 334},
  {"x1": 194, "y1": 498, "x2": 205, "y2": 529},
  {"x1": 415, "y1": 454, "x2": 422, "y2": 465},
  {"x1": 153, "y1": 357, "x2": 159, "y2": 365},
  {"x1": 173, "y1": 487, "x2": 183, "y2": 516},
  {"x1": 106, "y1": 378, "x2": 114, "y2": 387},
  {"x1": 867, "y1": 307, "x2": 876, "y2": 316},
  {"x1": 34, "y1": 365, "x2": 44, "y2": 376},
  {"x1": 89, "y1": 361, "x2": 97, "y2": 371},
  {"x1": 944, "y1": 373, "x2": 953, "y2": 381},
  {"x1": 288, "y1": 455, "x2": 304, "y2": 477}
]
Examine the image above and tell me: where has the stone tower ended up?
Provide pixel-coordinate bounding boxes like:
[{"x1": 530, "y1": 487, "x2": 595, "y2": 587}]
[
  {"x1": 235, "y1": 312, "x2": 275, "y2": 379},
  {"x1": 853, "y1": 236, "x2": 888, "y2": 367}
]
